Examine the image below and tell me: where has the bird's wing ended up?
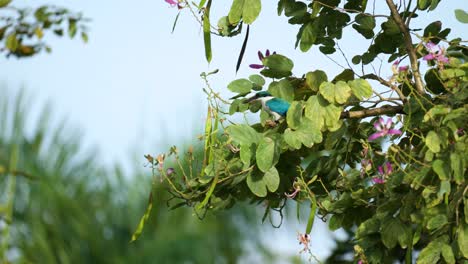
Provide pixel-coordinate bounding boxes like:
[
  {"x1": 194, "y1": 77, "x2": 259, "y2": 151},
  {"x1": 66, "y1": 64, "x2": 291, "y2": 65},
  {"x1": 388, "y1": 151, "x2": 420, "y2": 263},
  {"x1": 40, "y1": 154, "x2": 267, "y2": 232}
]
[{"x1": 266, "y1": 98, "x2": 290, "y2": 116}]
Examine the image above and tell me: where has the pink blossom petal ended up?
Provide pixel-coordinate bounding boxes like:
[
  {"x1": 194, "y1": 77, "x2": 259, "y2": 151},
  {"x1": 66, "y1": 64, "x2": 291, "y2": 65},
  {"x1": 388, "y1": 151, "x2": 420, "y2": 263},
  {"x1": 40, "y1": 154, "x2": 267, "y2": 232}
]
[
  {"x1": 368, "y1": 131, "x2": 385, "y2": 141},
  {"x1": 385, "y1": 118, "x2": 393, "y2": 130},
  {"x1": 437, "y1": 55, "x2": 450, "y2": 64},
  {"x1": 398, "y1": 65, "x2": 409, "y2": 72},
  {"x1": 249, "y1": 64, "x2": 264, "y2": 69},
  {"x1": 423, "y1": 54, "x2": 435, "y2": 61},
  {"x1": 425, "y1": 42, "x2": 438, "y2": 53},
  {"x1": 385, "y1": 162, "x2": 393, "y2": 174},
  {"x1": 393, "y1": 59, "x2": 400, "y2": 66},
  {"x1": 373, "y1": 121, "x2": 383, "y2": 131},
  {"x1": 372, "y1": 177, "x2": 385, "y2": 184},
  {"x1": 165, "y1": 0, "x2": 178, "y2": 6},
  {"x1": 378, "y1": 165, "x2": 384, "y2": 175},
  {"x1": 388, "y1": 129, "x2": 402, "y2": 135}
]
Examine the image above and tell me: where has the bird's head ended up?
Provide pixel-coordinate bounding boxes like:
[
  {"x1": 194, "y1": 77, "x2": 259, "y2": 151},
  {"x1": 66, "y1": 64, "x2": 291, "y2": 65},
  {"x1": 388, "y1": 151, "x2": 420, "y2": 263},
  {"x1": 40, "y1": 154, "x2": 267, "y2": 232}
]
[{"x1": 244, "y1": 91, "x2": 273, "y2": 103}]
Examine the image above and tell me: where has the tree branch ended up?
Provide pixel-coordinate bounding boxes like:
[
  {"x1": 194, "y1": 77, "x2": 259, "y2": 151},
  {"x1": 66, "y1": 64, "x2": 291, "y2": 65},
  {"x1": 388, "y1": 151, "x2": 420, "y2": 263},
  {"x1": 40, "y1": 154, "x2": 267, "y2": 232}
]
[
  {"x1": 385, "y1": 0, "x2": 425, "y2": 94},
  {"x1": 340, "y1": 105, "x2": 403, "y2": 119}
]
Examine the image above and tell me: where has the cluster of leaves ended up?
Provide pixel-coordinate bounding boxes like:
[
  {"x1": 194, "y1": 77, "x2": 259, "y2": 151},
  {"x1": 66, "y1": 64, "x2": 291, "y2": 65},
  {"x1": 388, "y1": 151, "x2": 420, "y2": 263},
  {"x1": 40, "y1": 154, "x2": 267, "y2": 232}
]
[
  {"x1": 154, "y1": 0, "x2": 468, "y2": 263},
  {"x1": 0, "y1": 1, "x2": 88, "y2": 58}
]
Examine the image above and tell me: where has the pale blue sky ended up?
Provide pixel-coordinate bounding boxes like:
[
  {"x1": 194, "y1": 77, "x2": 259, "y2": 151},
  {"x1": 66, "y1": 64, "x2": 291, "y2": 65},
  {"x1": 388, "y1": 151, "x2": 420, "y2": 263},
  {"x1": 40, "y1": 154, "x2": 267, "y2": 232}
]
[{"x1": 1, "y1": 1, "x2": 466, "y2": 260}]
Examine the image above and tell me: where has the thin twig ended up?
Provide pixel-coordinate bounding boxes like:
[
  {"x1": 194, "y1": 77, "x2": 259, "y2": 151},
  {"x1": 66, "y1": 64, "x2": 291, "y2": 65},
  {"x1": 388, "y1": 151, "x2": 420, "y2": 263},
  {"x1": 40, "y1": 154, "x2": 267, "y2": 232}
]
[{"x1": 385, "y1": 0, "x2": 425, "y2": 94}]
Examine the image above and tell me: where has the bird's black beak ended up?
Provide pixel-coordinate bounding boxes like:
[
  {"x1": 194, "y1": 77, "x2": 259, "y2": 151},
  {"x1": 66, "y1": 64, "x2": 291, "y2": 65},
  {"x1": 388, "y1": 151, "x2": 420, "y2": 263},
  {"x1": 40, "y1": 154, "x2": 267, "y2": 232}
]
[{"x1": 244, "y1": 95, "x2": 259, "y2": 103}]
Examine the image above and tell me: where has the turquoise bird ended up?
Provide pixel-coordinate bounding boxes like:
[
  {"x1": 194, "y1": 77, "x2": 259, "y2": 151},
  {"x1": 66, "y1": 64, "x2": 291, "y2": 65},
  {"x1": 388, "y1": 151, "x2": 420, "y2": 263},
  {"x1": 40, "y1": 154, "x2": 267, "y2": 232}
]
[{"x1": 245, "y1": 91, "x2": 290, "y2": 121}]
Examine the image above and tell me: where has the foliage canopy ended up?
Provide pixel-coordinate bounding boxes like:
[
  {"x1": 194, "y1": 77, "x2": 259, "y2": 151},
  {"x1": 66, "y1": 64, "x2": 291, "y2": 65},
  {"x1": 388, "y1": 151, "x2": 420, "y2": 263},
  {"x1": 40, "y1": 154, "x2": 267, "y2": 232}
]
[{"x1": 141, "y1": 1, "x2": 468, "y2": 263}]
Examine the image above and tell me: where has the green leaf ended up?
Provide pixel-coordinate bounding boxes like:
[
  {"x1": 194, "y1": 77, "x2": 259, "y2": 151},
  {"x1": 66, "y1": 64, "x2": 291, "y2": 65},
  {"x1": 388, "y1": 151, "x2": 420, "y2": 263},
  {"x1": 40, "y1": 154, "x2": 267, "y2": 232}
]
[
  {"x1": 243, "y1": 0, "x2": 261, "y2": 24},
  {"x1": 81, "y1": 32, "x2": 89, "y2": 43},
  {"x1": 300, "y1": 21, "x2": 318, "y2": 52},
  {"x1": 432, "y1": 159, "x2": 449, "y2": 180},
  {"x1": 352, "y1": 14, "x2": 375, "y2": 39},
  {"x1": 226, "y1": 124, "x2": 261, "y2": 145},
  {"x1": 68, "y1": 19, "x2": 77, "y2": 38},
  {"x1": 228, "y1": 0, "x2": 245, "y2": 24},
  {"x1": 228, "y1": 79, "x2": 253, "y2": 94},
  {"x1": 284, "y1": 128, "x2": 301, "y2": 149},
  {"x1": 349, "y1": 79, "x2": 372, "y2": 100},
  {"x1": 240, "y1": 143, "x2": 254, "y2": 165},
  {"x1": 319, "y1": 81, "x2": 351, "y2": 104},
  {"x1": 450, "y1": 152, "x2": 464, "y2": 184},
  {"x1": 424, "y1": 105, "x2": 450, "y2": 122},
  {"x1": 0, "y1": 0, "x2": 11, "y2": 8},
  {"x1": 332, "y1": 69, "x2": 355, "y2": 83},
  {"x1": 329, "y1": 214, "x2": 343, "y2": 231},
  {"x1": 256, "y1": 137, "x2": 277, "y2": 172},
  {"x1": 304, "y1": 95, "x2": 341, "y2": 131},
  {"x1": 382, "y1": 218, "x2": 406, "y2": 249},
  {"x1": 356, "y1": 217, "x2": 380, "y2": 238},
  {"x1": 246, "y1": 170, "x2": 267, "y2": 197},
  {"x1": 455, "y1": 9, "x2": 468, "y2": 23},
  {"x1": 286, "y1": 101, "x2": 303, "y2": 129},
  {"x1": 130, "y1": 192, "x2": 154, "y2": 242},
  {"x1": 417, "y1": 0, "x2": 431, "y2": 10},
  {"x1": 417, "y1": 237, "x2": 444, "y2": 263},
  {"x1": 268, "y1": 79, "x2": 294, "y2": 102},
  {"x1": 203, "y1": 0, "x2": 212, "y2": 62},
  {"x1": 6, "y1": 33, "x2": 19, "y2": 52},
  {"x1": 441, "y1": 244, "x2": 455, "y2": 264},
  {"x1": 261, "y1": 54, "x2": 294, "y2": 78},
  {"x1": 249, "y1": 74, "x2": 265, "y2": 86},
  {"x1": 459, "y1": 223, "x2": 468, "y2": 258},
  {"x1": 426, "y1": 214, "x2": 447, "y2": 230},
  {"x1": 296, "y1": 117, "x2": 322, "y2": 146},
  {"x1": 425, "y1": 131, "x2": 441, "y2": 153},
  {"x1": 264, "y1": 166, "x2": 279, "y2": 192},
  {"x1": 306, "y1": 70, "x2": 328, "y2": 92},
  {"x1": 423, "y1": 21, "x2": 442, "y2": 37}
]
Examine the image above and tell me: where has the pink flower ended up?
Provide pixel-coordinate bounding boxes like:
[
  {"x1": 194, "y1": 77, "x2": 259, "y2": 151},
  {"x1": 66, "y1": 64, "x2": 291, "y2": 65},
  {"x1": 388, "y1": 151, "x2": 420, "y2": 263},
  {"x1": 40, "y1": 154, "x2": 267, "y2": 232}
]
[
  {"x1": 372, "y1": 162, "x2": 393, "y2": 184},
  {"x1": 166, "y1": 167, "x2": 175, "y2": 176},
  {"x1": 165, "y1": 0, "x2": 178, "y2": 6},
  {"x1": 423, "y1": 42, "x2": 449, "y2": 64},
  {"x1": 285, "y1": 179, "x2": 301, "y2": 198},
  {"x1": 358, "y1": 260, "x2": 363, "y2": 264},
  {"x1": 392, "y1": 60, "x2": 409, "y2": 74},
  {"x1": 249, "y1": 49, "x2": 276, "y2": 69},
  {"x1": 368, "y1": 117, "x2": 402, "y2": 141}
]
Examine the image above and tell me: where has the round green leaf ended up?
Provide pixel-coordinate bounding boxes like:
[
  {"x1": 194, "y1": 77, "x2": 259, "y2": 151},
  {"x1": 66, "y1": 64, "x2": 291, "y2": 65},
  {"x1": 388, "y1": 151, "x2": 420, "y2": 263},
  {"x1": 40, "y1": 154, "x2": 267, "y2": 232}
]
[
  {"x1": 455, "y1": 9, "x2": 468, "y2": 23},
  {"x1": 268, "y1": 79, "x2": 294, "y2": 102},
  {"x1": 256, "y1": 137, "x2": 276, "y2": 172},
  {"x1": 286, "y1": 101, "x2": 303, "y2": 130},
  {"x1": 243, "y1": 0, "x2": 261, "y2": 24},
  {"x1": 300, "y1": 21, "x2": 318, "y2": 52},
  {"x1": 227, "y1": 78, "x2": 253, "y2": 94},
  {"x1": 425, "y1": 131, "x2": 441, "y2": 153},
  {"x1": 246, "y1": 170, "x2": 267, "y2": 197},
  {"x1": 264, "y1": 166, "x2": 279, "y2": 192},
  {"x1": 306, "y1": 70, "x2": 328, "y2": 92},
  {"x1": 262, "y1": 54, "x2": 294, "y2": 78},
  {"x1": 349, "y1": 79, "x2": 373, "y2": 100},
  {"x1": 226, "y1": 124, "x2": 261, "y2": 145},
  {"x1": 284, "y1": 128, "x2": 301, "y2": 149},
  {"x1": 319, "y1": 81, "x2": 351, "y2": 104},
  {"x1": 249, "y1": 74, "x2": 265, "y2": 86},
  {"x1": 228, "y1": 0, "x2": 244, "y2": 24}
]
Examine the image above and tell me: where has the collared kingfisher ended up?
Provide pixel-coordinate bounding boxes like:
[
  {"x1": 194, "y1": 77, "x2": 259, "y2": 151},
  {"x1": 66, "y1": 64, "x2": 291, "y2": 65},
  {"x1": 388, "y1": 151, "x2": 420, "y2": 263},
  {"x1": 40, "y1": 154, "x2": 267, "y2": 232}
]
[{"x1": 245, "y1": 91, "x2": 290, "y2": 121}]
